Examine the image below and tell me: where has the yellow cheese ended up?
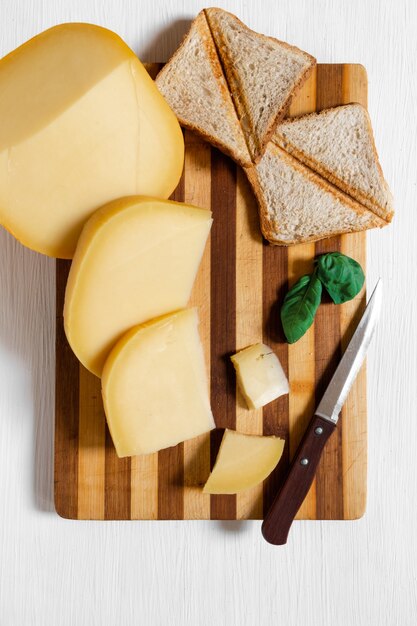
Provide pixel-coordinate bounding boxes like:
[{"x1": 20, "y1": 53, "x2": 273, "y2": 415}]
[
  {"x1": 231, "y1": 343, "x2": 289, "y2": 409},
  {"x1": 101, "y1": 309, "x2": 215, "y2": 457},
  {"x1": 203, "y1": 429, "x2": 284, "y2": 494},
  {"x1": 64, "y1": 196, "x2": 212, "y2": 376},
  {"x1": 0, "y1": 23, "x2": 184, "y2": 258}
]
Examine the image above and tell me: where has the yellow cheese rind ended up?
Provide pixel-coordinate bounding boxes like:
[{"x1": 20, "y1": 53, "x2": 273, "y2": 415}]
[
  {"x1": 102, "y1": 309, "x2": 215, "y2": 457},
  {"x1": 231, "y1": 342, "x2": 289, "y2": 409},
  {"x1": 64, "y1": 196, "x2": 212, "y2": 376},
  {"x1": 0, "y1": 23, "x2": 184, "y2": 258},
  {"x1": 203, "y1": 429, "x2": 285, "y2": 494}
]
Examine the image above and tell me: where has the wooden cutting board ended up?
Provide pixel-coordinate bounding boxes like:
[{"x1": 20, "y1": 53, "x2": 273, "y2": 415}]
[{"x1": 55, "y1": 63, "x2": 368, "y2": 521}]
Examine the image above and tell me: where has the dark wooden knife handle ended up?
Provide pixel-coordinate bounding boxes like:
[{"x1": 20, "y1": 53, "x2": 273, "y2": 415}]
[{"x1": 262, "y1": 415, "x2": 336, "y2": 545}]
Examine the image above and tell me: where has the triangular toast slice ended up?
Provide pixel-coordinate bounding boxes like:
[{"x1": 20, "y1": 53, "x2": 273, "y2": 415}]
[
  {"x1": 205, "y1": 7, "x2": 316, "y2": 162},
  {"x1": 273, "y1": 103, "x2": 393, "y2": 222},
  {"x1": 156, "y1": 11, "x2": 251, "y2": 166},
  {"x1": 246, "y1": 143, "x2": 386, "y2": 245}
]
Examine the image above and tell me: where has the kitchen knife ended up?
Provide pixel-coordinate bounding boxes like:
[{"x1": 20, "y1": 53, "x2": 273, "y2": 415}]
[{"x1": 262, "y1": 279, "x2": 382, "y2": 545}]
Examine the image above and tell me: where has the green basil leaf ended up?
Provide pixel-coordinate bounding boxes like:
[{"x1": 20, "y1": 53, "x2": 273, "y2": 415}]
[
  {"x1": 316, "y1": 252, "x2": 365, "y2": 304},
  {"x1": 281, "y1": 272, "x2": 322, "y2": 343}
]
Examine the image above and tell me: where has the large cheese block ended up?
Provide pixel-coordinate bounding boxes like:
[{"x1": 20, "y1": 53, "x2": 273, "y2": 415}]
[
  {"x1": 0, "y1": 23, "x2": 184, "y2": 258},
  {"x1": 102, "y1": 309, "x2": 215, "y2": 457},
  {"x1": 203, "y1": 429, "x2": 285, "y2": 494},
  {"x1": 64, "y1": 196, "x2": 212, "y2": 376}
]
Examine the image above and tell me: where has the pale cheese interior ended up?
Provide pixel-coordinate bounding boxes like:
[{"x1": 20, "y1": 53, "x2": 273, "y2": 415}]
[
  {"x1": 231, "y1": 342, "x2": 289, "y2": 409},
  {"x1": 101, "y1": 309, "x2": 215, "y2": 457},
  {"x1": 203, "y1": 429, "x2": 284, "y2": 494},
  {"x1": 64, "y1": 196, "x2": 212, "y2": 376}
]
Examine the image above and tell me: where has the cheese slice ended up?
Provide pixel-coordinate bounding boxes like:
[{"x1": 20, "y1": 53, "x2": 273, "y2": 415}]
[
  {"x1": 0, "y1": 23, "x2": 184, "y2": 258},
  {"x1": 203, "y1": 429, "x2": 284, "y2": 494},
  {"x1": 231, "y1": 343, "x2": 289, "y2": 409},
  {"x1": 64, "y1": 196, "x2": 212, "y2": 377},
  {"x1": 101, "y1": 309, "x2": 215, "y2": 457}
]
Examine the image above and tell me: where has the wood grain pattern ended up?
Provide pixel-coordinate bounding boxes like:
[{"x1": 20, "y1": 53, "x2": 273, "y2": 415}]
[
  {"x1": 287, "y1": 66, "x2": 317, "y2": 520},
  {"x1": 54, "y1": 260, "x2": 79, "y2": 519},
  {"x1": 104, "y1": 425, "x2": 131, "y2": 520},
  {"x1": 54, "y1": 63, "x2": 368, "y2": 520},
  {"x1": 209, "y1": 147, "x2": 237, "y2": 521},
  {"x1": 314, "y1": 236, "x2": 344, "y2": 520},
  {"x1": 235, "y1": 168, "x2": 264, "y2": 520},
  {"x1": 157, "y1": 166, "x2": 185, "y2": 521},
  {"x1": 183, "y1": 130, "x2": 212, "y2": 519},
  {"x1": 262, "y1": 243, "x2": 290, "y2": 516},
  {"x1": 340, "y1": 65, "x2": 368, "y2": 520},
  {"x1": 288, "y1": 242, "x2": 317, "y2": 520},
  {"x1": 77, "y1": 366, "x2": 105, "y2": 519}
]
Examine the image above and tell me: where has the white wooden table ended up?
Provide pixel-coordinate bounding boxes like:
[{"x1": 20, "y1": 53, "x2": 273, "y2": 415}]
[{"x1": 0, "y1": 1, "x2": 415, "y2": 624}]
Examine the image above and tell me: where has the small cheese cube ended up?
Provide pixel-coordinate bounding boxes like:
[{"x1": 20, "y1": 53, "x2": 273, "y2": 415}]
[{"x1": 231, "y1": 343, "x2": 289, "y2": 409}]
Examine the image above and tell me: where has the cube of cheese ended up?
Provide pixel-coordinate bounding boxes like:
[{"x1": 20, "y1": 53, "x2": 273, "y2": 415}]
[
  {"x1": 101, "y1": 309, "x2": 215, "y2": 457},
  {"x1": 64, "y1": 196, "x2": 212, "y2": 376},
  {"x1": 231, "y1": 343, "x2": 289, "y2": 409},
  {"x1": 203, "y1": 430, "x2": 284, "y2": 494}
]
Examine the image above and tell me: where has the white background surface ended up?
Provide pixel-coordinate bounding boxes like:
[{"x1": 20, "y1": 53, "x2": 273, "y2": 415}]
[{"x1": 0, "y1": 1, "x2": 416, "y2": 624}]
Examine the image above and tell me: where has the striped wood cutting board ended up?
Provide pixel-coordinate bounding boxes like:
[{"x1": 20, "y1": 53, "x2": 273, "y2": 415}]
[{"x1": 55, "y1": 63, "x2": 368, "y2": 520}]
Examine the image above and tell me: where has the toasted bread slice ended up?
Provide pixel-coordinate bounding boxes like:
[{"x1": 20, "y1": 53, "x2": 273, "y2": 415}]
[
  {"x1": 273, "y1": 104, "x2": 393, "y2": 222},
  {"x1": 205, "y1": 7, "x2": 316, "y2": 162},
  {"x1": 155, "y1": 11, "x2": 251, "y2": 166},
  {"x1": 246, "y1": 143, "x2": 386, "y2": 245}
]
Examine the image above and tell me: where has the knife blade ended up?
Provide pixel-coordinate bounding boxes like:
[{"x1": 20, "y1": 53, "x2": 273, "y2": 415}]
[{"x1": 262, "y1": 279, "x2": 382, "y2": 545}]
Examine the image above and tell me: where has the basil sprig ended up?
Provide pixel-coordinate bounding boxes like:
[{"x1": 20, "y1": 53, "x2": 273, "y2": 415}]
[{"x1": 280, "y1": 252, "x2": 365, "y2": 343}]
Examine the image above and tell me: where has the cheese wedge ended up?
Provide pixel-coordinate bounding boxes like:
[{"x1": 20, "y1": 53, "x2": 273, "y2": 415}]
[
  {"x1": 0, "y1": 23, "x2": 184, "y2": 258},
  {"x1": 102, "y1": 309, "x2": 215, "y2": 457},
  {"x1": 203, "y1": 430, "x2": 284, "y2": 494},
  {"x1": 64, "y1": 196, "x2": 212, "y2": 377},
  {"x1": 231, "y1": 343, "x2": 289, "y2": 409}
]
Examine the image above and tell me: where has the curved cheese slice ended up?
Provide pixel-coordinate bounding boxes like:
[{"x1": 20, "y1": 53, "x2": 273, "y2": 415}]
[
  {"x1": 64, "y1": 196, "x2": 212, "y2": 376},
  {"x1": 0, "y1": 23, "x2": 184, "y2": 257},
  {"x1": 102, "y1": 309, "x2": 215, "y2": 457},
  {"x1": 203, "y1": 429, "x2": 284, "y2": 494}
]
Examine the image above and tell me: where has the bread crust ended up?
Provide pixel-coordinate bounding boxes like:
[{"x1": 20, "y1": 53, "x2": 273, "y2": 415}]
[
  {"x1": 156, "y1": 11, "x2": 252, "y2": 167},
  {"x1": 155, "y1": 11, "x2": 390, "y2": 247},
  {"x1": 245, "y1": 144, "x2": 385, "y2": 245},
  {"x1": 274, "y1": 103, "x2": 394, "y2": 222},
  {"x1": 260, "y1": 61, "x2": 315, "y2": 162},
  {"x1": 157, "y1": 8, "x2": 315, "y2": 167},
  {"x1": 205, "y1": 7, "x2": 316, "y2": 163}
]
